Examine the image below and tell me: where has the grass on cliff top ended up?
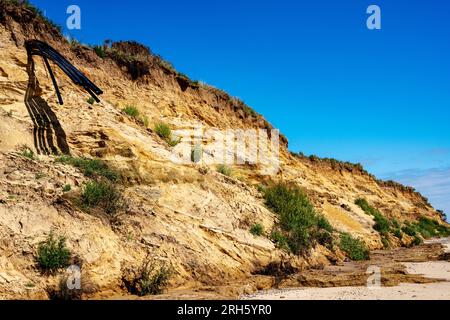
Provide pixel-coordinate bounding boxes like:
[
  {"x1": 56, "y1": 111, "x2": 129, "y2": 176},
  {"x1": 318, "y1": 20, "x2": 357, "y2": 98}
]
[
  {"x1": 7, "y1": 0, "x2": 62, "y2": 32},
  {"x1": 56, "y1": 155, "x2": 119, "y2": 182},
  {"x1": 264, "y1": 183, "x2": 333, "y2": 254}
]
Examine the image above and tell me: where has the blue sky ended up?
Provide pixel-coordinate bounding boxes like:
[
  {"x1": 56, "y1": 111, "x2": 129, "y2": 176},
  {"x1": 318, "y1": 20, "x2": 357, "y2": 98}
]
[{"x1": 30, "y1": 0, "x2": 450, "y2": 215}]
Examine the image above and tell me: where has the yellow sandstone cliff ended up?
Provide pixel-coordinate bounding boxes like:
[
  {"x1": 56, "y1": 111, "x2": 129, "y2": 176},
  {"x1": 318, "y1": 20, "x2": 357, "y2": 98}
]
[{"x1": 0, "y1": 1, "x2": 446, "y2": 299}]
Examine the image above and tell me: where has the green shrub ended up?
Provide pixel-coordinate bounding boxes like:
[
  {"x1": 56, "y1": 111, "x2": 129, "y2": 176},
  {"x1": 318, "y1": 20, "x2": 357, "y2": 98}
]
[
  {"x1": 372, "y1": 212, "x2": 391, "y2": 235},
  {"x1": 392, "y1": 219, "x2": 400, "y2": 229},
  {"x1": 413, "y1": 235, "x2": 423, "y2": 246},
  {"x1": 400, "y1": 218, "x2": 450, "y2": 241},
  {"x1": 56, "y1": 156, "x2": 118, "y2": 182},
  {"x1": 122, "y1": 106, "x2": 150, "y2": 128},
  {"x1": 355, "y1": 198, "x2": 390, "y2": 234},
  {"x1": 317, "y1": 215, "x2": 334, "y2": 233},
  {"x1": 87, "y1": 97, "x2": 95, "y2": 105},
  {"x1": 264, "y1": 183, "x2": 333, "y2": 254},
  {"x1": 36, "y1": 233, "x2": 71, "y2": 273},
  {"x1": 407, "y1": 217, "x2": 450, "y2": 239},
  {"x1": 124, "y1": 260, "x2": 172, "y2": 296},
  {"x1": 393, "y1": 228, "x2": 402, "y2": 239},
  {"x1": 122, "y1": 106, "x2": 140, "y2": 118},
  {"x1": 250, "y1": 223, "x2": 264, "y2": 236},
  {"x1": 154, "y1": 122, "x2": 171, "y2": 140},
  {"x1": 62, "y1": 184, "x2": 72, "y2": 192},
  {"x1": 355, "y1": 198, "x2": 373, "y2": 215},
  {"x1": 217, "y1": 164, "x2": 232, "y2": 177},
  {"x1": 402, "y1": 224, "x2": 417, "y2": 237},
  {"x1": 153, "y1": 122, "x2": 180, "y2": 146},
  {"x1": 81, "y1": 181, "x2": 125, "y2": 215},
  {"x1": 436, "y1": 224, "x2": 450, "y2": 237},
  {"x1": 339, "y1": 233, "x2": 369, "y2": 261},
  {"x1": 270, "y1": 230, "x2": 290, "y2": 251}
]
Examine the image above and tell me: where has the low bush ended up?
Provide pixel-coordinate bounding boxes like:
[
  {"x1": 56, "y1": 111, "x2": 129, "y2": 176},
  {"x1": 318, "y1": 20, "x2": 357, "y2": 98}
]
[
  {"x1": 339, "y1": 233, "x2": 369, "y2": 261},
  {"x1": 154, "y1": 122, "x2": 180, "y2": 146},
  {"x1": 122, "y1": 105, "x2": 140, "y2": 118},
  {"x1": 264, "y1": 183, "x2": 333, "y2": 254},
  {"x1": 124, "y1": 259, "x2": 172, "y2": 296},
  {"x1": 414, "y1": 217, "x2": 450, "y2": 238},
  {"x1": 62, "y1": 184, "x2": 72, "y2": 192},
  {"x1": 270, "y1": 230, "x2": 290, "y2": 251},
  {"x1": 36, "y1": 233, "x2": 71, "y2": 274},
  {"x1": 81, "y1": 181, "x2": 126, "y2": 215},
  {"x1": 355, "y1": 198, "x2": 391, "y2": 234},
  {"x1": 355, "y1": 198, "x2": 374, "y2": 215},
  {"x1": 250, "y1": 223, "x2": 264, "y2": 236},
  {"x1": 372, "y1": 212, "x2": 391, "y2": 235},
  {"x1": 413, "y1": 235, "x2": 423, "y2": 246},
  {"x1": 317, "y1": 215, "x2": 334, "y2": 233},
  {"x1": 56, "y1": 156, "x2": 118, "y2": 182},
  {"x1": 154, "y1": 122, "x2": 171, "y2": 140},
  {"x1": 217, "y1": 164, "x2": 232, "y2": 177},
  {"x1": 402, "y1": 224, "x2": 417, "y2": 237},
  {"x1": 87, "y1": 97, "x2": 95, "y2": 105},
  {"x1": 401, "y1": 218, "x2": 450, "y2": 241},
  {"x1": 393, "y1": 228, "x2": 402, "y2": 239},
  {"x1": 392, "y1": 219, "x2": 400, "y2": 229},
  {"x1": 122, "y1": 106, "x2": 150, "y2": 128}
]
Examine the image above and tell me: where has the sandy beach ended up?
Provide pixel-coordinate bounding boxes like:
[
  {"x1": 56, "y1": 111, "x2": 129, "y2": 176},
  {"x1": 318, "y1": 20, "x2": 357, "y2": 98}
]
[{"x1": 244, "y1": 238, "x2": 450, "y2": 300}]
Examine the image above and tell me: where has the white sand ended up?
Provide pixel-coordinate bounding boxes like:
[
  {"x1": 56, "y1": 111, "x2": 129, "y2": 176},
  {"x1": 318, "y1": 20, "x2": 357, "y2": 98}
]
[
  {"x1": 244, "y1": 238, "x2": 450, "y2": 300},
  {"x1": 243, "y1": 282, "x2": 450, "y2": 300}
]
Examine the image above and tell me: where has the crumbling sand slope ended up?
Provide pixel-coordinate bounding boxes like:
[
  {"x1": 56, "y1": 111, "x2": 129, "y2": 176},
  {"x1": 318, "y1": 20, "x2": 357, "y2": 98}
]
[{"x1": 0, "y1": 2, "x2": 445, "y2": 299}]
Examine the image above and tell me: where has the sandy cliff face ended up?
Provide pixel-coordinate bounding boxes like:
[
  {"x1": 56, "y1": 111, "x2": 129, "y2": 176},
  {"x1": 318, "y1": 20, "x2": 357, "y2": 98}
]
[{"x1": 0, "y1": 2, "x2": 445, "y2": 299}]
